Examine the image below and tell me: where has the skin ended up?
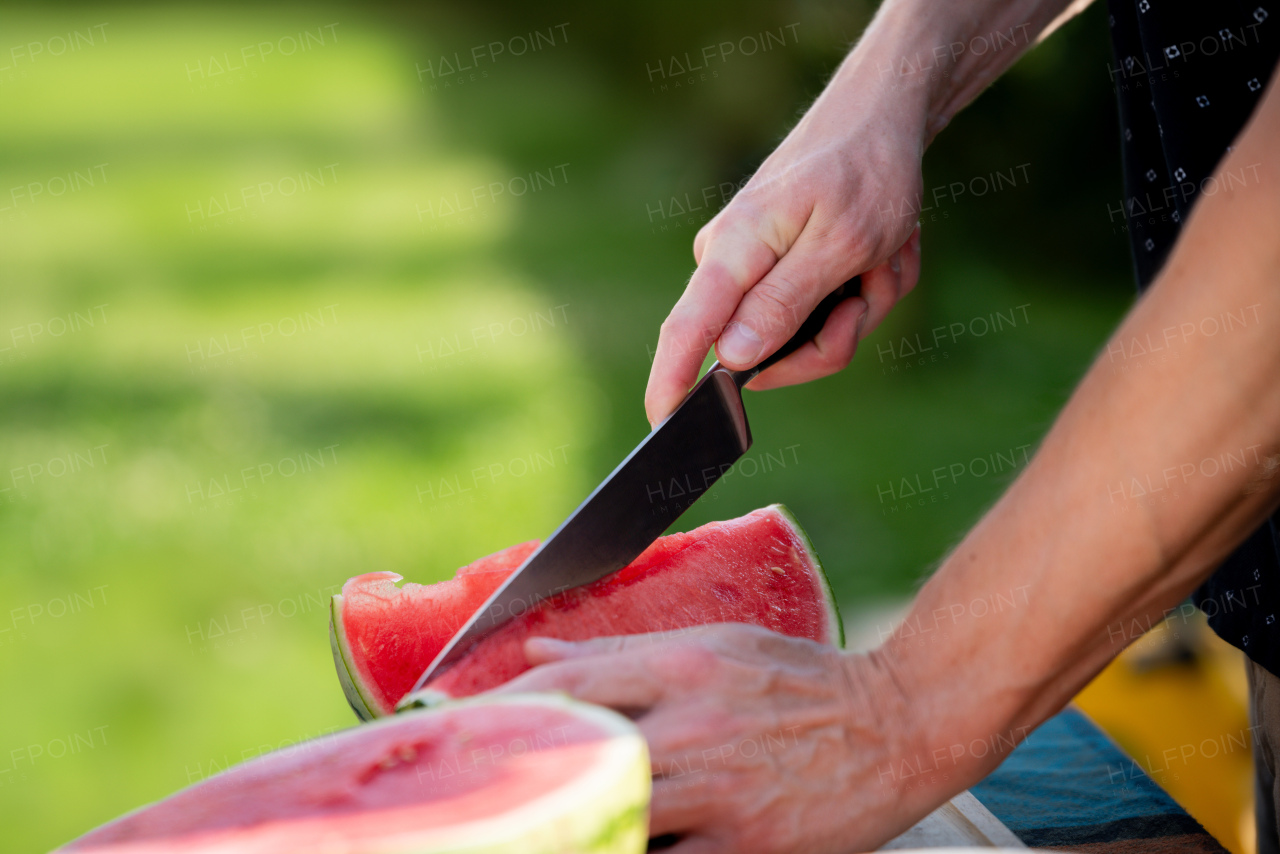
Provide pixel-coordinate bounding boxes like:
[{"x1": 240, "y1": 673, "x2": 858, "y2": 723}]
[
  {"x1": 496, "y1": 2, "x2": 1280, "y2": 851},
  {"x1": 642, "y1": 0, "x2": 1075, "y2": 422}
]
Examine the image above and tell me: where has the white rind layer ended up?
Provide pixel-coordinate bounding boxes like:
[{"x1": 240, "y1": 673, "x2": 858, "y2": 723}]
[{"x1": 329, "y1": 591, "x2": 381, "y2": 720}]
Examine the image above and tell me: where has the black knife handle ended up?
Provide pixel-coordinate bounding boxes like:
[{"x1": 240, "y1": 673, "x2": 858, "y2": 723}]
[{"x1": 720, "y1": 275, "x2": 862, "y2": 387}]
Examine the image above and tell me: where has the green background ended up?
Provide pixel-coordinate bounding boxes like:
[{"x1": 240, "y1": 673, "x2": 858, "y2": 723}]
[{"x1": 0, "y1": 2, "x2": 1134, "y2": 850}]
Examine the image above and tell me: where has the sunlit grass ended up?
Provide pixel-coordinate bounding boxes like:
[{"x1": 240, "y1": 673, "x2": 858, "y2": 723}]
[{"x1": 0, "y1": 7, "x2": 603, "y2": 851}]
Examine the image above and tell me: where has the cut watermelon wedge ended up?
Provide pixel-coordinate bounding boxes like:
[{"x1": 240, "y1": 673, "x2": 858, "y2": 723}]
[
  {"x1": 331, "y1": 540, "x2": 539, "y2": 719},
  {"x1": 332, "y1": 504, "x2": 842, "y2": 718},
  {"x1": 59, "y1": 694, "x2": 650, "y2": 854}
]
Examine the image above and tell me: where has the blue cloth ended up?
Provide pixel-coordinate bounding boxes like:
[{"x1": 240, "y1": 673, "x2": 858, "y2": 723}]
[{"x1": 972, "y1": 707, "x2": 1226, "y2": 851}]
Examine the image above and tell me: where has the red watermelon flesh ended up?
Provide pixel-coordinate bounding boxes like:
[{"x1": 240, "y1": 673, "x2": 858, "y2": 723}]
[
  {"x1": 332, "y1": 541, "x2": 538, "y2": 718},
  {"x1": 332, "y1": 505, "x2": 841, "y2": 718},
  {"x1": 59, "y1": 694, "x2": 650, "y2": 854}
]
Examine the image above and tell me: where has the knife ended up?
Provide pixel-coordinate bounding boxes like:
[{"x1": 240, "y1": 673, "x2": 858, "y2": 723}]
[{"x1": 398, "y1": 276, "x2": 861, "y2": 708}]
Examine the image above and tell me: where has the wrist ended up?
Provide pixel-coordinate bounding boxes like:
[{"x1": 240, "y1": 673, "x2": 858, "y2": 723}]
[
  {"x1": 838, "y1": 0, "x2": 1063, "y2": 143},
  {"x1": 834, "y1": 0, "x2": 962, "y2": 140},
  {"x1": 859, "y1": 617, "x2": 1025, "y2": 809},
  {"x1": 837, "y1": 647, "x2": 969, "y2": 817}
]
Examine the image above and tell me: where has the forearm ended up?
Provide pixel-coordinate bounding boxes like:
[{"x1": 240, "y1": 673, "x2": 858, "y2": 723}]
[
  {"x1": 867, "y1": 75, "x2": 1280, "y2": 815},
  {"x1": 830, "y1": 0, "x2": 1080, "y2": 139}
]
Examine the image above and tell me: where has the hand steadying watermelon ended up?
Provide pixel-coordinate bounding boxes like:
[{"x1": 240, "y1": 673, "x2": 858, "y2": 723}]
[{"x1": 331, "y1": 504, "x2": 843, "y2": 719}]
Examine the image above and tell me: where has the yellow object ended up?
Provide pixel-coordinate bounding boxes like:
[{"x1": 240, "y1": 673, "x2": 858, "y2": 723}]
[{"x1": 1075, "y1": 613, "x2": 1256, "y2": 854}]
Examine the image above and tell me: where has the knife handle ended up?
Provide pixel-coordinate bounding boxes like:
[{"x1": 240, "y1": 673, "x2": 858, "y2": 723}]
[{"x1": 719, "y1": 275, "x2": 862, "y2": 387}]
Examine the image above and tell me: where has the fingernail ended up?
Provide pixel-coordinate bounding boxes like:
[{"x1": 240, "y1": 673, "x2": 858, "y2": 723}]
[
  {"x1": 718, "y1": 321, "x2": 764, "y2": 366},
  {"x1": 890, "y1": 250, "x2": 901, "y2": 274},
  {"x1": 856, "y1": 308, "x2": 868, "y2": 340},
  {"x1": 911, "y1": 226, "x2": 921, "y2": 252}
]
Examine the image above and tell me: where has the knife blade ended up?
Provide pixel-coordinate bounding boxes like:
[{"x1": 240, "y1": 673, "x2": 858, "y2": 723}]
[{"x1": 399, "y1": 276, "x2": 860, "y2": 707}]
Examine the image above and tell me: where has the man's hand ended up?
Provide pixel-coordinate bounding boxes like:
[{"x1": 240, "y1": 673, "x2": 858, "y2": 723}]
[
  {"x1": 643, "y1": 73, "x2": 925, "y2": 425},
  {"x1": 643, "y1": 0, "x2": 1080, "y2": 426},
  {"x1": 492, "y1": 624, "x2": 923, "y2": 854}
]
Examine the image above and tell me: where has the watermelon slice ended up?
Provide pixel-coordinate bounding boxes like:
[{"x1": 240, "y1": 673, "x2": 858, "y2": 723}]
[
  {"x1": 330, "y1": 540, "x2": 540, "y2": 719},
  {"x1": 59, "y1": 694, "x2": 650, "y2": 854},
  {"x1": 332, "y1": 504, "x2": 841, "y2": 718}
]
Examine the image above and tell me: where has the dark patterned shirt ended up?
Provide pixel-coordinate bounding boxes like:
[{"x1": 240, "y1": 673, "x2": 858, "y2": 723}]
[{"x1": 1105, "y1": 0, "x2": 1278, "y2": 671}]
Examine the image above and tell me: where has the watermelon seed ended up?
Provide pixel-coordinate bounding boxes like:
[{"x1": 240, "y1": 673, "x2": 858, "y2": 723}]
[{"x1": 770, "y1": 567, "x2": 785, "y2": 575}]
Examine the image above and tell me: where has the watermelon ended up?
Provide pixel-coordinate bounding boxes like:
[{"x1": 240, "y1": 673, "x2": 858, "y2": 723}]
[
  {"x1": 331, "y1": 504, "x2": 841, "y2": 718},
  {"x1": 59, "y1": 694, "x2": 650, "y2": 854}
]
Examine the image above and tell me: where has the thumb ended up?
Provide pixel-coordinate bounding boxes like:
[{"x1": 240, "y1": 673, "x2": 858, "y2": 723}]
[{"x1": 645, "y1": 211, "x2": 789, "y2": 426}]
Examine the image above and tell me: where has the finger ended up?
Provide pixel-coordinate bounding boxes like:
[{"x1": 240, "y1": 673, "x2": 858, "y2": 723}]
[
  {"x1": 524, "y1": 629, "x2": 707, "y2": 665},
  {"x1": 645, "y1": 210, "x2": 793, "y2": 426},
  {"x1": 660, "y1": 835, "x2": 721, "y2": 854},
  {"x1": 856, "y1": 260, "x2": 901, "y2": 341},
  {"x1": 901, "y1": 223, "x2": 922, "y2": 296},
  {"x1": 858, "y1": 223, "x2": 921, "y2": 340},
  {"x1": 692, "y1": 213, "x2": 718, "y2": 264},
  {"x1": 742, "y1": 224, "x2": 919, "y2": 389},
  {"x1": 744, "y1": 295, "x2": 868, "y2": 390},
  {"x1": 648, "y1": 774, "x2": 714, "y2": 839},
  {"x1": 523, "y1": 636, "x2": 614, "y2": 665},
  {"x1": 489, "y1": 651, "x2": 667, "y2": 710},
  {"x1": 712, "y1": 226, "x2": 857, "y2": 372}
]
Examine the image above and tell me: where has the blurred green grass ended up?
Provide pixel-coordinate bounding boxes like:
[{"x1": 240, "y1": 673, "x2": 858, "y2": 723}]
[{"x1": 0, "y1": 3, "x2": 1133, "y2": 851}]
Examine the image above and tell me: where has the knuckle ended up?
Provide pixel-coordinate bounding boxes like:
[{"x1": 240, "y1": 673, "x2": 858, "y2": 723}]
[
  {"x1": 827, "y1": 342, "x2": 856, "y2": 372},
  {"x1": 724, "y1": 193, "x2": 765, "y2": 225},
  {"x1": 702, "y1": 207, "x2": 751, "y2": 246},
  {"x1": 804, "y1": 205, "x2": 846, "y2": 242},
  {"x1": 749, "y1": 280, "x2": 802, "y2": 338},
  {"x1": 696, "y1": 212, "x2": 719, "y2": 241},
  {"x1": 514, "y1": 664, "x2": 573, "y2": 694},
  {"x1": 598, "y1": 635, "x2": 629, "y2": 655},
  {"x1": 657, "y1": 313, "x2": 689, "y2": 337},
  {"x1": 657, "y1": 317, "x2": 710, "y2": 359},
  {"x1": 695, "y1": 257, "x2": 739, "y2": 292},
  {"x1": 709, "y1": 622, "x2": 759, "y2": 644},
  {"x1": 834, "y1": 216, "x2": 868, "y2": 251},
  {"x1": 657, "y1": 644, "x2": 720, "y2": 683},
  {"x1": 842, "y1": 224, "x2": 880, "y2": 269}
]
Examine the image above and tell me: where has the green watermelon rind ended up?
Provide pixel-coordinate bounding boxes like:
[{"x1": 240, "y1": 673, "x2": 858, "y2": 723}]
[
  {"x1": 767, "y1": 503, "x2": 845, "y2": 649},
  {"x1": 58, "y1": 693, "x2": 650, "y2": 854},
  {"x1": 329, "y1": 593, "x2": 380, "y2": 722}
]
